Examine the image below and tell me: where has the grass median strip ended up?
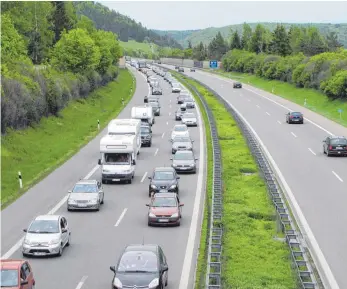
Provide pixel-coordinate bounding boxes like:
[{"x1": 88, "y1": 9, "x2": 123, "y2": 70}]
[
  {"x1": 205, "y1": 69, "x2": 347, "y2": 127},
  {"x1": 1, "y1": 69, "x2": 135, "y2": 208},
  {"x1": 173, "y1": 71, "x2": 297, "y2": 288}
]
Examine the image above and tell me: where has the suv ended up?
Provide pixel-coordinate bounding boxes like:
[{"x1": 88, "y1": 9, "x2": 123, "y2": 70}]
[
  {"x1": 323, "y1": 136, "x2": 347, "y2": 156},
  {"x1": 141, "y1": 125, "x2": 152, "y2": 147},
  {"x1": 148, "y1": 167, "x2": 180, "y2": 196}
]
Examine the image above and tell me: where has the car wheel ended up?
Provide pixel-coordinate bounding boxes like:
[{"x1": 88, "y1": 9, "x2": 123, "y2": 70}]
[
  {"x1": 57, "y1": 244, "x2": 63, "y2": 257},
  {"x1": 101, "y1": 196, "x2": 104, "y2": 204},
  {"x1": 149, "y1": 191, "x2": 152, "y2": 197},
  {"x1": 172, "y1": 150, "x2": 175, "y2": 154},
  {"x1": 128, "y1": 179, "x2": 132, "y2": 184},
  {"x1": 66, "y1": 234, "x2": 71, "y2": 247}
]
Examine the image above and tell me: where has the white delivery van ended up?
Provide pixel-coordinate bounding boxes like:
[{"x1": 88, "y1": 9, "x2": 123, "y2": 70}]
[
  {"x1": 108, "y1": 119, "x2": 141, "y2": 155},
  {"x1": 98, "y1": 134, "x2": 137, "y2": 184},
  {"x1": 131, "y1": 105, "x2": 155, "y2": 126}
]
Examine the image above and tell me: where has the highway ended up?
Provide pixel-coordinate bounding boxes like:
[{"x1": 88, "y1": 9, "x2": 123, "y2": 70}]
[
  {"x1": 1, "y1": 66, "x2": 206, "y2": 289},
  {"x1": 163, "y1": 64, "x2": 347, "y2": 288}
]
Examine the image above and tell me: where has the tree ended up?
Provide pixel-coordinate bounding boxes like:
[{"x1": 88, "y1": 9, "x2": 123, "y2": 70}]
[
  {"x1": 269, "y1": 24, "x2": 291, "y2": 56},
  {"x1": 51, "y1": 28, "x2": 101, "y2": 73},
  {"x1": 288, "y1": 26, "x2": 303, "y2": 54},
  {"x1": 76, "y1": 15, "x2": 96, "y2": 34},
  {"x1": 299, "y1": 27, "x2": 328, "y2": 56},
  {"x1": 193, "y1": 41, "x2": 206, "y2": 61},
  {"x1": 52, "y1": 1, "x2": 77, "y2": 44},
  {"x1": 208, "y1": 32, "x2": 227, "y2": 60},
  {"x1": 241, "y1": 23, "x2": 252, "y2": 50},
  {"x1": 326, "y1": 32, "x2": 343, "y2": 51},
  {"x1": 188, "y1": 40, "x2": 192, "y2": 49},
  {"x1": 250, "y1": 24, "x2": 269, "y2": 54},
  {"x1": 230, "y1": 31, "x2": 241, "y2": 50}
]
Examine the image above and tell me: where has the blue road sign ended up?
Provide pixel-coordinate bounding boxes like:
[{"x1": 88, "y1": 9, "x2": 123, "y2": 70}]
[
  {"x1": 210, "y1": 60, "x2": 218, "y2": 69},
  {"x1": 338, "y1": 109, "x2": 343, "y2": 113}
]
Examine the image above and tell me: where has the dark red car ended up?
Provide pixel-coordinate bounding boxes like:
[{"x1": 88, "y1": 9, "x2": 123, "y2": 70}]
[
  {"x1": 0, "y1": 259, "x2": 35, "y2": 289},
  {"x1": 146, "y1": 193, "x2": 184, "y2": 226}
]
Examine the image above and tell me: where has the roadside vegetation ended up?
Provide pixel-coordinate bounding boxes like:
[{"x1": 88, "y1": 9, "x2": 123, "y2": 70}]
[{"x1": 173, "y1": 72, "x2": 297, "y2": 288}]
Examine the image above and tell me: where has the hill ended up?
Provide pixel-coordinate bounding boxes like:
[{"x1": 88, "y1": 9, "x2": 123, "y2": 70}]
[
  {"x1": 157, "y1": 23, "x2": 347, "y2": 48},
  {"x1": 74, "y1": 1, "x2": 182, "y2": 49}
]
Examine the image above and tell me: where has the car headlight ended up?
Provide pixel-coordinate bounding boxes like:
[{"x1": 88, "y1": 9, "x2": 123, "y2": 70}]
[
  {"x1": 68, "y1": 199, "x2": 76, "y2": 204},
  {"x1": 113, "y1": 277, "x2": 122, "y2": 288},
  {"x1": 102, "y1": 169, "x2": 111, "y2": 173},
  {"x1": 170, "y1": 184, "x2": 177, "y2": 189},
  {"x1": 151, "y1": 185, "x2": 157, "y2": 189},
  {"x1": 49, "y1": 238, "x2": 60, "y2": 245},
  {"x1": 149, "y1": 212, "x2": 156, "y2": 218},
  {"x1": 122, "y1": 170, "x2": 131, "y2": 173},
  {"x1": 89, "y1": 198, "x2": 98, "y2": 203},
  {"x1": 149, "y1": 278, "x2": 159, "y2": 289},
  {"x1": 171, "y1": 213, "x2": 179, "y2": 218},
  {"x1": 190, "y1": 164, "x2": 195, "y2": 167},
  {"x1": 173, "y1": 163, "x2": 178, "y2": 167},
  {"x1": 24, "y1": 239, "x2": 31, "y2": 245}
]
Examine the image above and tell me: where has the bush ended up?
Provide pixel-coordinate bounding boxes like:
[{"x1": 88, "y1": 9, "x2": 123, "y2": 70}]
[{"x1": 221, "y1": 48, "x2": 347, "y2": 100}]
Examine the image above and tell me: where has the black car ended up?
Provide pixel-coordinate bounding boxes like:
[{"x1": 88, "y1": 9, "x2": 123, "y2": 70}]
[
  {"x1": 141, "y1": 125, "x2": 152, "y2": 147},
  {"x1": 148, "y1": 167, "x2": 180, "y2": 196},
  {"x1": 152, "y1": 86, "x2": 162, "y2": 95},
  {"x1": 175, "y1": 109, "x2": 183, "y2": 121},
  {"x1": 177, "y1": 94, "x2": 190, "y2": 104},
  {"x1": 323, "y1": 136, "x2": 347, "y2": 157},
  {"x1": 233, "y1": 82, "x2": 242, "y2": 88},
  {"x1": 178, "y1": 67, "x2": 184, "y2": 72},
  {"x1": 144, "y1": 95, "x2": 148, "y2": 103},
  {"x1": 190, "y1": 68, "x2": 195, "y2": 72},
  {"x1": 286, "y1": 112, "x2": 304, "y2": 124},
  {"x1": 110, "y1": 244, "x2": 169, "y2": 289}
]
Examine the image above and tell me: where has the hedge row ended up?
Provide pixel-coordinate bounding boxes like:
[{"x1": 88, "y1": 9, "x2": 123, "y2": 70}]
[{"x1": 222, "y1": 49, "x2": 347, "y2": 100}]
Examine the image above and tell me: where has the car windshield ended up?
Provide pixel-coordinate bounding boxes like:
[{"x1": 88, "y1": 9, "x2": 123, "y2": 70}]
[
  {"x1": 105, "y1": 153, "x2": 130, "y2": 165},
  {"x1": 173, "y1": 136, "x2": 190, "y2": 143},
  {"x1": 292, "y1": 112, "x2": 302, "y2": 116},
  {"x1": 72, "y1": 184, "x2": 97, "y2": 193},
  {"x1": 141, "y1": 127, "x2": 150, "y2": 134},
  {"x1": 152, "y1": 197, "x2": 177, "y2": 207},
  {"x1": 1, "y1": 269, "x2": 19, "y2": 287},
  {"x1": 331, "y1": 138, "x2": 347, "y2": 145},
  {"x1": 183, "y1": 113, "x2": 195, "y2": 118},
  {"x1": 174, "y1": 126, "x2": 187, "y2": 131},
  {"x1": 117, "y1": 251, "x2": 158, "y2": 273},
  {"x1": 174, "y1": 152, "x2": 194, "y2": 160},
  {"x1": 153, "y1": 171, "x2": 175, "y2": 180},
  {"x1": 28, "y1": 220, "x2": 59, "y2": 233},
  {"x1": 149, "y1": 102, "x2": 159, "y2": 107}
]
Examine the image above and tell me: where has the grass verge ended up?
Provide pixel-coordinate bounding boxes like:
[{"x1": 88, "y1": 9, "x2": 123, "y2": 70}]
[
  {"x1": 120, "y1": 40, "x2": 157, "y2": 54},
  {"x1": 173, "y1": 71, "x2": 297, "y2": 288},
  {"x1": 205, "y1": 68, "x2": 347, "y2": 127},
  {"x1": 1, "y1": 69, "x2": 135, "y2": 208}
]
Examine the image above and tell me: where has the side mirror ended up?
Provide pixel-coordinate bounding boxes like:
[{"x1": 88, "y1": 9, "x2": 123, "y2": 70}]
[
  {"x1": 191, "y1": 140, "x2": 195, "y2": 142},
  {"x1": 132, "y1": 160, "x2": 136, "y2": 165},
  {"x1": 23, "y1": 229, "x2": 27, "y2": 232},
  {"x1": 195, "y1": 158, "x2": 198, "y2": 161},
  {"x1": 68, "y1": 190, "x2": 72, "y2": 194},
  {"x1": 110, "y1": 266, "x2": 116, "y2": 273},
  {"x1": 98, "y1": 159, "x2": 101, "y2": 165},
  {"x1": 162, "y1": 264, "x2": 169, "y2": 272},
  {"x1": 179, "y1": 203, "x2": 184, "y2": 207},
  {"x1": 62, "y1": 228, "x2": 67, "y2": 233},
  {"x1": 322, "y1": 140, "x2": 326, "y2": 142},
  {"x1": 170, "y1": 157, "x2": 173, "y2": 160},
  {"x1": 177, "y1": 176, "x2": 180, "y2": 179},
  {"x1": 21, "y1": 281, "x2": 29, "y2": 286},
  {"x1": 145, "y1": 204, "x2": 150, "y2": 207}
]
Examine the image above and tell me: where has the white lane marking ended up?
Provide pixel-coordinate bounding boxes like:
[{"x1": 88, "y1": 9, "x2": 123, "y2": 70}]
[
  {"x1": 247, "y1": 99, "x2": 251, "y2": 102},
  {"x1": 84, "y1": 165, "x2": 99, "y2": 179},
  {"x1": 291, "y1": 132, "x2": 298, "y2": 138},
  {"x1": 266, "y1": 112, "x2": 271, "y2": 116},
  {"x1": 170, "y1": 99, "x2": 172, "y2": 103},
  {"x1": 154, "y1": 148, "x2": 159, "y2": 156},
  {"x1": 178, "y1": 79, "x2": 205, "y2": 289},
  {"x1": 170, "y1": 104, "x2": 172, "y2": 108},
  {"x1": 277, "y1": 120, "x2": 282, "y2": 124},
  {"x1": 114, "y1": 208, "x2": 128, "y2": 227},
  {"x1": 256, "y1": 105, "x2": 260, "y2": 108},
  {"x1": 169, "y1": 112, "x2": 171, "y2": 116},
  {"x1": 141, "y1": 172, "x2": 148, "y2": 183},
  {"x1": 75, "y1": 276, "x2": 88, "y2": 289},
  {"x1": 166, "y1": 121, "x2": 168, "y2": 125},
  {"x1": 48, "y1": 194, "x2": 69, "y2": 215},
  {"x1": 308, "y1": 148, "x2": 316, "y2": 155},
  {"x1": 196, "y1": 80, "x2": 341, "y2": 289},
  {"x1": 162, "y1": 132, "x2": 165, "y2": 138},
  {"x1": 332, "y1": 171, "x2": 344, "y2": 182}
]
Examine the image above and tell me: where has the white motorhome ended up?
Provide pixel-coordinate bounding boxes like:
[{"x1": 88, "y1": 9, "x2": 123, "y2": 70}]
[
  {"x1": 131, "y1": 105, "x2": 155, "y2": 126},
  {"x1": 108, "y1": 119, "x2": 141, "y2": 155},
  {"x1": 98, "y1": 134, "x2": 137, "y2": 184}
]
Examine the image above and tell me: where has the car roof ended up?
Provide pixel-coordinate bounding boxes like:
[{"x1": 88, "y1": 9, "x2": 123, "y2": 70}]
[
  {"x1": 0, "y1": 259, "x2": 25, "y2": 269},
  {"x1": 35, "y1": 215, "x2": 60, "y2": 221},
  {"x1": 124, "y1": 244, "x2": 159, "y2": 253},
  {"x1": 75, "y1": 179, "x2": 98, "y2": 185},
  {"x1": 153, "y1": 192, "x2": 178, "y2": 198},
  {"x1": 154, "y1": 167, "x2": 175, "y2": 172}
]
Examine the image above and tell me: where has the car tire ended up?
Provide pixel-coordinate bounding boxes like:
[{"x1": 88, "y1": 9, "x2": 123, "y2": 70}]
[
  {"x1": 101, "y1": 197, "x2": 104, "y2": 204},
  {"x1": 172, "y1": 150, "x2": 175, "y2": 154},
  {"x1": 66, "y1": 234, "x2": 71, "y2": 247},
  {"x1": 57, "y1": 244, "x2": 63, "y2": 257},
  {"x1": 149, "y1": 191, "x2": 152, "y2": 197},
  {"x1": 148, "y1": 141, "x2": 152, "y2": 147}
]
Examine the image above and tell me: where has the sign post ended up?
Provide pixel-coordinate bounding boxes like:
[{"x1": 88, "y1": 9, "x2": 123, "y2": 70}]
[
  {"x1": 338, "y1": 108, "x2": 343, "y2": 119},
  {"x1": 209, "y1": 60, "x2": 218, "y2": 69}
]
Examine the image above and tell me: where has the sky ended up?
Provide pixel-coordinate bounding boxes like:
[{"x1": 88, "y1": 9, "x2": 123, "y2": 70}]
[{"x1": 101, "y1": 1, "x2": 347, "y2": 31}]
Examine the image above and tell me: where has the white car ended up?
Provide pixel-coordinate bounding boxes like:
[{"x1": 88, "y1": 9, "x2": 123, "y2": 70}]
[
  {"x1": 171, "y1": 124, "x2": 189, "y2": 140},
  {"x1": 181, "y1": 112, "x2": 198, "y2": 127},
  {"x1": 22, "y1": 215, "x2": 71, "y2": 257},
  {"x1": 172, "y1": 83, "x2": 181, "y2": 93}
]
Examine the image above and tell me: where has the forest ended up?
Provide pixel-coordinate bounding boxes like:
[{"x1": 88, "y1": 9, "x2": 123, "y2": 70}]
[{"x1": 1, "y1": 1, "x2": 122, "y2": 134}]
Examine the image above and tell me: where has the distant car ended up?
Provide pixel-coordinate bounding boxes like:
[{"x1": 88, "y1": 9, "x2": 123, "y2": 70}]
[
  {"x1": 22, "y1": 215, "x2": 71, "y2": 257},
  {"x1": 171, "y1": 135, "x2": 193, "y2": 154},
  {"x1": 178, "y1": 67, "x2": 184, "y2": 72},
  {"x1": 141, "y1": 125, "x2": 152, "y2": 147},
  {"x1": 148, "y1": 167, "x2": 180, "y2": 196},
  {"x1": 171, "y1": 150, "x2": 198, "y2": 173},
  {"x1": 0, "y1": 259, "x2": 36, "y2": 289},
  {"x1": 150, "y1": 80, "x2": 159, "y2": 88},
  {"x1": 146, "y1": 193, "x2": 184, "y2": 226},
  {"x1": 177, "y1": 94, "x2": 189, "y2": 104},
  {"x1": 158, "y1": 61, "x2": 161, "y2": 64},
  {"x1": 286, "y1": 112, "x2": 304, "y2": 124},
  {"x1": 171, "y1": 124, "x2": 189, "y2": 140},
  {"x1": 175, "y1": 109, "x2": 183, "y2": 121},
  {"x1": 152, "y1": 86, "x2": 162, "y2": 95},
  {"x1": 233, "y1": 82, "x2": 242, "y2": 88},
  {"x1": 175, "y1": 66, "x2": 179, "y2": 69},
  {"x1": 323, "y1": 136, "x2": 347, "y2": 157},
  {"x1": 172, "y1": 83, "x2": 181, "y2": 93},
  {"x1": 149, "y1": 102, "x2": 161, "y2": 116},
  {"x1": 110, "y1": 244, "x2": 169, "y2": 288},
  {"x1": 144, "y1": 95, "x2": 148, "y2": 103},
  {"x1": 181, "y1": 112, "x2": 198, "y2": 127},
  {"x1": 190, "y1": 68, "x2": 195, "y2": 72},
  {"x1": 180, "y1": 103, "x2": 187, "y2": 114},
  {"x1": 67, "y1": 179, "x2": 104, "y2": 211},
  {"x1": 183, "y1": 97, "x2": 195, "y2": 108}
]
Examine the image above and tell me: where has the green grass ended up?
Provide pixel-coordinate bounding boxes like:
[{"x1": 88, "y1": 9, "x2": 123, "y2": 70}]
[
  {"x1": 173, "y1": 72, "x2": 297, "y2": 288},
  {"x1": 120, "y1": 40, "x2": 157, "y2": 54},
  {"x1": 206, "y1": 69, "x2": 347, "y2": 127},
  {"x1": 1, "y1": 69, "x2": 135, "y2": 208}
]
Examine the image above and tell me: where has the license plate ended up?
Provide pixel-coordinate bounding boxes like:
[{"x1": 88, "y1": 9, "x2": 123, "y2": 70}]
[
  {"x1": 180, "y1": 167, "x2": 188, "y2": 170},
  {"x1": 294, "y1": 119, "x2": 299, "y2": 121},
  {"x1": 34, "y1": 252, "x2": 45, "y2": 255},
  {"x1": 78, "y1": 204, "x2": 87, "y2": 207},
  {"x1": 112, "y1": 179, "x2": 120, "y2": 181},
  {"x1": 158, "y1": 219, "x2": 169, "y2": 222},
  {"x1": 336, "y1": 147, "x2": 342, "y2": 150}
]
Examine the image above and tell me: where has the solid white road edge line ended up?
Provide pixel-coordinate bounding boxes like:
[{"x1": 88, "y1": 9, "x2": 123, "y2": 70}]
[
  {"x1": 141, "y1": 172, "x2": 148, "y2": 183},
  {"x1": 291, "y1": 132, "x2": 298, "y2": 138},
  {"x1": 211, "y1": 88, "x2": 340, "y2": 289},
  {"x1": 178, "y1": 83, "x2": 205, "y2": 289},
  {"x1": 308, "y1": 148, "x2": 317, "y2": 156},
  {"x1": 332, "y1": 171, "x2": 344, "y2": 183},
  {"x1": 115, "y1": 208, "x2": 128, "y2": 227},
  {"x1": 75, "y1": 276, "x2": 88, "y2": 289},
  {"x1": 83, "y1": 165, "x2": 99, "y2": 179},
  {"x1": 154, "y1": 148, "x2": 159, "y2": 156}
]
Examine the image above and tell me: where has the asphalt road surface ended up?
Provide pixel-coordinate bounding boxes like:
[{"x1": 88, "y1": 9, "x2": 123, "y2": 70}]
[
  {"x1": 1, "y1": 66, "x2": 206, "y2": 289},
  {"x1": 163, "y1": 64, "x2": 347, "y2": 288}
]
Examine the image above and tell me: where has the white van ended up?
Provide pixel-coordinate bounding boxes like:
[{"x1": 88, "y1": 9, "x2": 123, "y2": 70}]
[
  {"x1": 98, "y1": 135, "x2": 137, "y2": 184},
  {"x1": 131, "y1": 105, "x2": 155, "y2": 126}
]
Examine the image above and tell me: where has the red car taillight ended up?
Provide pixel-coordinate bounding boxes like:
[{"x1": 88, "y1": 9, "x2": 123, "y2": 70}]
[{"x1": 329, "y1": 145, "x2": 333, "y2": 150}]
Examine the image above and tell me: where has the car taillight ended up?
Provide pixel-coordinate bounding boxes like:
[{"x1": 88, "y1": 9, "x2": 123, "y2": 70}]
[
  {"x1": 290, "y1": 116, "x2": 293, "y2": 119},
  {"x1": 329, "y1": 145, "x2": 332, "y2": 150}
]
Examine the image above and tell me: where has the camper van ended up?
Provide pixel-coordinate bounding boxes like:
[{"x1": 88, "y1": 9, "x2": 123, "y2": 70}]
[
  {"x1": 131, "y1": 106, "x2": 155, "y2": 126},
  {"x1": 108, "y1": 119, "x2": 141, "y2": 155},
  {"x1": 98, "y1": 134, "x2": 137, "y2": 184}
]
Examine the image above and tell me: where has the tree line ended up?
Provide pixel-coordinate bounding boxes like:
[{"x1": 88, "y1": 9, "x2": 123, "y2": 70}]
[{"x1": 1, "y1": 1, "x2": 122, "y2": 134}]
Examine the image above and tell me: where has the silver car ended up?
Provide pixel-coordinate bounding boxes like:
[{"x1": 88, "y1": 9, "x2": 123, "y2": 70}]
[
  {"x1": 172, "y1": 83, "x2": 181, "y2": 93},
  {"x1": 171, "y1": 135, "x2": 194, "y2": 154},
  {"x1": 67, "y1": 179, "x2": 104, "y2": 211},
  {"x1": 181, "y1": 112, "x2": 198, "y2": 127},
  {"x1": 170, "y1": 150, "x2": 198, "y2": 173},
  {"x1": 22, "y1": 215, "x2": 71, "y2": 257},
  {"x1": 184, "y1": 97, "x2": 195, "y2": 108}
]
